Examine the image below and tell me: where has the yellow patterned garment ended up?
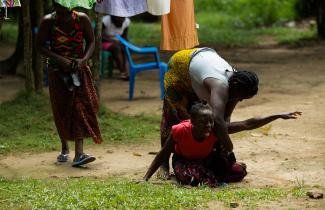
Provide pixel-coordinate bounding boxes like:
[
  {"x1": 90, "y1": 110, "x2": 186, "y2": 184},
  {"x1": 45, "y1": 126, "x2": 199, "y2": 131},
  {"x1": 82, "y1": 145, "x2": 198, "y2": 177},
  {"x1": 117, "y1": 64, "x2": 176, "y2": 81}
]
[
  {"x1": 161, "y1": 48, "x2": 200, "y2": 142},
  {"x1": 164, "y1": 48, "x2": 197, "y2": 92}
]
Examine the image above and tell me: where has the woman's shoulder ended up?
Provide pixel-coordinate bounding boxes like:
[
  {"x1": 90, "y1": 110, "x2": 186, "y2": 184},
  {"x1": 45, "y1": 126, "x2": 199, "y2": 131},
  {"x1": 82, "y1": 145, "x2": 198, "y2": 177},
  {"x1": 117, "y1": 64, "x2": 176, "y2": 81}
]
[
  {"x1": 74, "y1": 12, "x2": 92, "y2": 29},
  {"x1": 42, "y1": 12, "x2": 56, "y2": 21},
  {"x1": 75, "y1": 11, "x2": 91, "y2": 22},
  {"x1": 41, "y1": 13, "x2": 56, "y2": 27}
]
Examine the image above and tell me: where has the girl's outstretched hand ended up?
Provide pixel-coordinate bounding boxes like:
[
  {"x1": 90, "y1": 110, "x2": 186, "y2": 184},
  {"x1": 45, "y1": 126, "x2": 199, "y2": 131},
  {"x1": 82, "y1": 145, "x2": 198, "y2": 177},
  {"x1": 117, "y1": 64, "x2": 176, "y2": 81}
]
[{"x1": 278, "y1": 111, "x2": 302, "y2": 119}]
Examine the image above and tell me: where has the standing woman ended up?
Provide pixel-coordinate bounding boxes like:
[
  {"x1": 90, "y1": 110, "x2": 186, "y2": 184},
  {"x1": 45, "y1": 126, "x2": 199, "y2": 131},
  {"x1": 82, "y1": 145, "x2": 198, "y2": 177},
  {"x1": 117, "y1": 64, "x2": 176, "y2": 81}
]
[{"x1": 37, "y1": 1, "x2": 102, "y2": 166}]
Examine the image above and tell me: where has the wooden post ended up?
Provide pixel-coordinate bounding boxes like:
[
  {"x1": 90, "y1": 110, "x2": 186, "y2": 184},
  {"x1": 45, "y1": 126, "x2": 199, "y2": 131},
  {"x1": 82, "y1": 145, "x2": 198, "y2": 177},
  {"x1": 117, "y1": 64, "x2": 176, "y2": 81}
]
[
  {"x1": 22, "y1": 0, "x2": 34, "y2": 92},
  {"x1": 32, "y1": 0, "x2": 44, "y2": 92},
  {"x1": 316, "y1": 0, "x2": 325, "y2": 39},
  {"x1": 92, "y1": 13, "x2": 102, "y2": 98}
]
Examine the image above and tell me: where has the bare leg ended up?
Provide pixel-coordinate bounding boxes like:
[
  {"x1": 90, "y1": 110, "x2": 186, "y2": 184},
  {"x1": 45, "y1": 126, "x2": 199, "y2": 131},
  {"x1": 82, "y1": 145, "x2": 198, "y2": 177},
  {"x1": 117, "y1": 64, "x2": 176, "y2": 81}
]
[
  {"x1": 74, "y1": 139, "x2": 84, "y2": 161},
  {"x1": 72, "y1": 139, "x2": 96, "y2": 166},
  {"x1": 109, "y1": 42, "x2": 128, "y2": 79},
  {"x1": 61, "y1": 139, "x2": 69, "y2": 154},
  {"x1": 57, "y1": 139, "x2": 69, "y2": 162}
]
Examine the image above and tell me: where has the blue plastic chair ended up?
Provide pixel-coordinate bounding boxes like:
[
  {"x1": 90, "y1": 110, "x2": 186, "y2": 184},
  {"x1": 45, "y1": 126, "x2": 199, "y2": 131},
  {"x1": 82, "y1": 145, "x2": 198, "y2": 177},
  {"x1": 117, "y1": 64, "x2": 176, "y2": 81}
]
[{"x1": 116, "y1": 35, "x2": 168, "y2": 100}]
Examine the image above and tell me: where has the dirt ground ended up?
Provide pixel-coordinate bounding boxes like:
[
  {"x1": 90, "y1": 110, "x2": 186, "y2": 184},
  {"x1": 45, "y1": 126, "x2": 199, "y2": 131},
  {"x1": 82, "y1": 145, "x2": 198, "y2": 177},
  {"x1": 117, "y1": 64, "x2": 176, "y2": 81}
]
[{"x1": 0, "y1": 43, "x2": 325, "y2": 208}]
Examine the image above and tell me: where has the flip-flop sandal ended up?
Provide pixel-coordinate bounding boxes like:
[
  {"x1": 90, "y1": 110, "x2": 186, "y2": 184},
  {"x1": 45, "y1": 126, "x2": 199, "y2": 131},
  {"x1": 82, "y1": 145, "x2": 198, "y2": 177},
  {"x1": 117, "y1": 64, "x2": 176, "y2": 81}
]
[
  {"x1": 57, "y1": 153, "x2": 69, "y2": 162},
  {"x1": 119, "y1": 73, "x2": 129, "y2": 81},
  {"x1": 72, "y1": 154, "x2": 96, "y2": 167}
]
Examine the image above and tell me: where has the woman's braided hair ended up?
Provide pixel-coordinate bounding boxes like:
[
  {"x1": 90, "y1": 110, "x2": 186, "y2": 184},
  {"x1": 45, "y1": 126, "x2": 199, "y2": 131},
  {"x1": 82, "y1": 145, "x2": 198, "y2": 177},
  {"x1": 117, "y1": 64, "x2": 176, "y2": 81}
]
[{"x1": 229, "y1": 70, "x2": 259, "y2": 96}]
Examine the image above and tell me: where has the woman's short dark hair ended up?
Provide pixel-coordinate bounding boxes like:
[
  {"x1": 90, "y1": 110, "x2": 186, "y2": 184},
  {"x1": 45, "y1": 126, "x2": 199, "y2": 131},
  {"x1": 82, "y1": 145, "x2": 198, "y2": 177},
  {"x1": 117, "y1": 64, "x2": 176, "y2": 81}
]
[
  {"x1": 190, "y1": 101, "x2": 211, "y2": 119},
  {"x1": 229, "y1": 70, "x2": 259, "y2": 96}
]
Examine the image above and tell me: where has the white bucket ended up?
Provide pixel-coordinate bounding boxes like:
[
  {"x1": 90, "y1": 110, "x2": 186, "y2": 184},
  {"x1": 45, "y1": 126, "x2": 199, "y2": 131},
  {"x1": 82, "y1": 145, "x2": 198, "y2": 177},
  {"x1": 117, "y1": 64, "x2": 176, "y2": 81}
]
[{"x1": 147, "y1": 0, "x2": 170, "y2": 16}]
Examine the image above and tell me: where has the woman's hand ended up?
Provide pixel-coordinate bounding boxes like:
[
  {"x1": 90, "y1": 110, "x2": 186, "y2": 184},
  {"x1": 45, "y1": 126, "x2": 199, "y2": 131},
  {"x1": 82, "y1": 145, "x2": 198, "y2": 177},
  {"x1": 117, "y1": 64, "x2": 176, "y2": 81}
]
[
  {"x1": 75, "y1": 58, "x2": 88, "y2": 71},
  {"x1": 59, "y1": 57, "x2": 72, "y2": 72},
  {"x1": 70, "y1": 59, "x2": 87, "y2": 72},
  {"x1": 278, "y1": 111, "x2": 302, "y2": 119}
]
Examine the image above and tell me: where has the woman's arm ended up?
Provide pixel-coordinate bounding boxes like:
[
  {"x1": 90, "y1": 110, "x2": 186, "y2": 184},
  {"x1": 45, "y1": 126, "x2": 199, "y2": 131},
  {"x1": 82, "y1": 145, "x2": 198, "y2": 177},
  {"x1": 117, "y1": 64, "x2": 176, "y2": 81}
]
[
  {"x1": 144, "y1": 134, "x2": 175, "y2": 181},
  {"x1": 224, "y1": 100, "x2": 238, "y2": 122},
  {"x1": 205, "y1": 78, "x2": 234, "y2": 153},
  {"x1": 78, "y1": 13, "x2": 95, "y2": 68},
  {"x1": 228, "y1": 111, "x2": 302, "y2": 134}
]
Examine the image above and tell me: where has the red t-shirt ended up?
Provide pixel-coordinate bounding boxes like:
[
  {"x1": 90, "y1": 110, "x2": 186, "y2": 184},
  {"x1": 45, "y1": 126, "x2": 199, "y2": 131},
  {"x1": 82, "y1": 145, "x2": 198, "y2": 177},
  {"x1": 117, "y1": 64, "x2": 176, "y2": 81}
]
[{"x1": 172, "y1": 120, "x2": 217, "y2": 160}]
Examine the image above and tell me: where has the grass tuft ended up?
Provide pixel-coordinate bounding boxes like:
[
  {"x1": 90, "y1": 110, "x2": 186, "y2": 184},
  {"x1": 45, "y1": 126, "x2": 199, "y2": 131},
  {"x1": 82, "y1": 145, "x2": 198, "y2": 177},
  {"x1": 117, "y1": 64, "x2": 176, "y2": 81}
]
[
  {"x1": 0, "y1": 91, "x2": 160, "y2": 155},
  {"x1": 0, "y1": 177, "x2": 290, "y2": 209}
]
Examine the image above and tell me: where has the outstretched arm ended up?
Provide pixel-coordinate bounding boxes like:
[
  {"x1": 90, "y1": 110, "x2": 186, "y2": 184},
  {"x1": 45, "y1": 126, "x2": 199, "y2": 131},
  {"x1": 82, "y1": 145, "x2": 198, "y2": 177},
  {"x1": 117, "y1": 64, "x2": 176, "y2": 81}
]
[
  {"x1": 144, "y1": 134, "x2": 175, "y2": 181},
  {"x1": 228, "y1": 111, "x2": 302, "y2": 134}
]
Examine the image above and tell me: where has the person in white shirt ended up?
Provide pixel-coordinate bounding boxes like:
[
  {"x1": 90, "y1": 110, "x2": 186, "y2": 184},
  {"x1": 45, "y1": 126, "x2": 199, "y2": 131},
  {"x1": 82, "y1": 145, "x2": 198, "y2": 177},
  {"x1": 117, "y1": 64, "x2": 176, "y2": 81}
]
[{"x1": 102, "y1": 15, "x2": 130, "y2": 80}]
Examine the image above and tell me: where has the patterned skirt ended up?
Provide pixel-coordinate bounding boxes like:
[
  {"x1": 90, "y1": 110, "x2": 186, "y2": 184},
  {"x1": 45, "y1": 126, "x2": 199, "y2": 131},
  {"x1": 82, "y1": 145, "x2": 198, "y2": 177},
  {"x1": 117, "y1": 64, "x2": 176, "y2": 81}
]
[
  {"x1": 172, "y1": 151, "x2": 247, "y2": 187},
  {"x1": 48, "y1": 65, "x2": 102, "y2": 144}
]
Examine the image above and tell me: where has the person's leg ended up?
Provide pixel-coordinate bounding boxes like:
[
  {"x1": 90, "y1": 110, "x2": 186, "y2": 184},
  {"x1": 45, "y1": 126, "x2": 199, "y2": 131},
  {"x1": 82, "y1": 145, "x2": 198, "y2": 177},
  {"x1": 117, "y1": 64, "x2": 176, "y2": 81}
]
[
  {"x1": 206, "y1": 149, "x2": 247, "y2": 183},
  {"x1": 173, "y1": 158, "x2": 219, "y2": 187},
  {"x1": 74, "y1": 139, "x2": 84, "y2": 160},
  {"x1": 72, "y1": 139, "x2": 96, "y2": 166},
  {"x1": 61, "y1": 139, "x2": 69, "y2": 154},
  {"x1": 227, "y1": 162, "x2": 247, "y2": 182},
  {"x1": 108, "y1": 42, "x2": 128, "y2": 79},
  {"x1": 57, "y1": 139, "x2": 69, "y2": 162}
]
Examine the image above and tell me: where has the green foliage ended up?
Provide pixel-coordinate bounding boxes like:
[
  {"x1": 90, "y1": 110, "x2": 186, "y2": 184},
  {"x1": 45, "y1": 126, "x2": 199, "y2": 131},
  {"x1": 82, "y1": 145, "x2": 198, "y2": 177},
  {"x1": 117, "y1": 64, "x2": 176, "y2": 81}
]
[
  {"x1": 0, "y1": 177, "x2": 290, "y2": 209},
  {"x1": 0, "y1": 0, "x2": 314, "y2": 48},
  {"x1": 0, "y1": 21, "x2": 18, "y2": 46},
  {"x1": 195, "y1": 0, "x2": 299, "y2": 27},
  {"x1": 0, "y1": 91, "x2": 160, "y2": 155},
  {"x1": 258, "y1": 26, "x2": 317, "y2": 45},
  {"x1": 129, "y1": 22, "x2": 161, "y2": 46}
]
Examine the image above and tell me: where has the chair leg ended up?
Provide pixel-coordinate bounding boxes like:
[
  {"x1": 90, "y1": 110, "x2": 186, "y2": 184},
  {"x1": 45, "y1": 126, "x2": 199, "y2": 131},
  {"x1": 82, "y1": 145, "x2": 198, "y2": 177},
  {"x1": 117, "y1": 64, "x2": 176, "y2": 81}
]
[
  {"x1": 100, "y1": 51, "x2": 105, "y2": 79},
  {"x1": 108, "y1": 55, "x2": 114, "y2": 78},
  {"x1": 129, "y1": 71, "x2": 135, "y2": 100}
]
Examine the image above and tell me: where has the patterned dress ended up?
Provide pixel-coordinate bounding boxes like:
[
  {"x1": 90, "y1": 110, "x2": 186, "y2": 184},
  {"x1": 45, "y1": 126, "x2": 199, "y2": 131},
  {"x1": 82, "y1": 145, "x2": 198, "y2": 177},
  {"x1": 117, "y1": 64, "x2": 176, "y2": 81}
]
[
  {"x1": 48, "y1": 11, "x2": 102, "y2": 144},
  {"x1": 161, "y1": 48, "x2": 199, "y2": 146}
]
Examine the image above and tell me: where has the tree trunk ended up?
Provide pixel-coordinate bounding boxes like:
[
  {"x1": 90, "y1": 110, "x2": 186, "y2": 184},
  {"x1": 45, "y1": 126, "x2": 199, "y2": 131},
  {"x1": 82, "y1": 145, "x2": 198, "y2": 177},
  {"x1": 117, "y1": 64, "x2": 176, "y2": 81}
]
[
  {"x1": 316, "y1": 0, "x2": 325, "y2": 39},
  {"x1": 32, "y1": 0, "x2": 44, "y2": 92},
  {"x1": 92, "y1": 13, "x2": 102, "y2": 98},
  {"x1": 0, "y1": 9, "x2": 23, "y2": 75},
  {"x1": 21, "y1": 0, "x2": 34, "y2": 91}
]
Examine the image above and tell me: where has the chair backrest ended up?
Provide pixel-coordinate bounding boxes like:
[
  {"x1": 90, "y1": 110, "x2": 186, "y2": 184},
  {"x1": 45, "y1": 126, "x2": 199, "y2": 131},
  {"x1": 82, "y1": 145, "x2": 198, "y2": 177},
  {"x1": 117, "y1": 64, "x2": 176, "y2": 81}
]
[
  {"x1": 115, "y1": 34, "x2": 161, "y2": 68},
  {"x1": 116, "y1": 35, "x2": 136, "y2": 67}
]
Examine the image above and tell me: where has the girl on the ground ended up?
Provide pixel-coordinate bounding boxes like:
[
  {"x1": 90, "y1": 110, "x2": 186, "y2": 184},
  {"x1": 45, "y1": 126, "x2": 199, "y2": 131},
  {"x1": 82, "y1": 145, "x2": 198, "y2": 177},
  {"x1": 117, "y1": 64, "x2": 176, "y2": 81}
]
[{"x1": 145, "y1": 102, "x2": 301, "y2": 187}]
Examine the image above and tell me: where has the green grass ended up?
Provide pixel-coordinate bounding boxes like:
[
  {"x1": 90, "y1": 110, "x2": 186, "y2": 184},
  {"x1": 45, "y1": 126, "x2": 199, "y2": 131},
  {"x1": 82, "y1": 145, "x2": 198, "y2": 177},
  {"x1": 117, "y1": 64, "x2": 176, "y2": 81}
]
[
  {"x1": 0, "y1": 176, "x2": 301, "y2": 209},
  {"x1": 128, "y1": 11, "x2": 317, "y2": 47},
  {"x1": 129, "y1": 22, "x2": 161, "y2": 46},
  {"x1": 0, "y1": 91, "x2": 160, "y2": 155},
  {"x1": 258, "y1": 26, "x2": 317, "y2": 45},
  {"x1": 0, "y1": 21, "x2": 18, "y2": 46}
]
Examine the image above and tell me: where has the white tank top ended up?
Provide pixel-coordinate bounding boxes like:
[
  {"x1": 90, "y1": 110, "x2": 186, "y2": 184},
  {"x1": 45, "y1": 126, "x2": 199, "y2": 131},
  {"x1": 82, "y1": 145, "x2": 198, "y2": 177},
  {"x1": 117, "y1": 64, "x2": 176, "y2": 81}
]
[{"x1": 189, "y1": 48, "x2": 234, "y2": 102}]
